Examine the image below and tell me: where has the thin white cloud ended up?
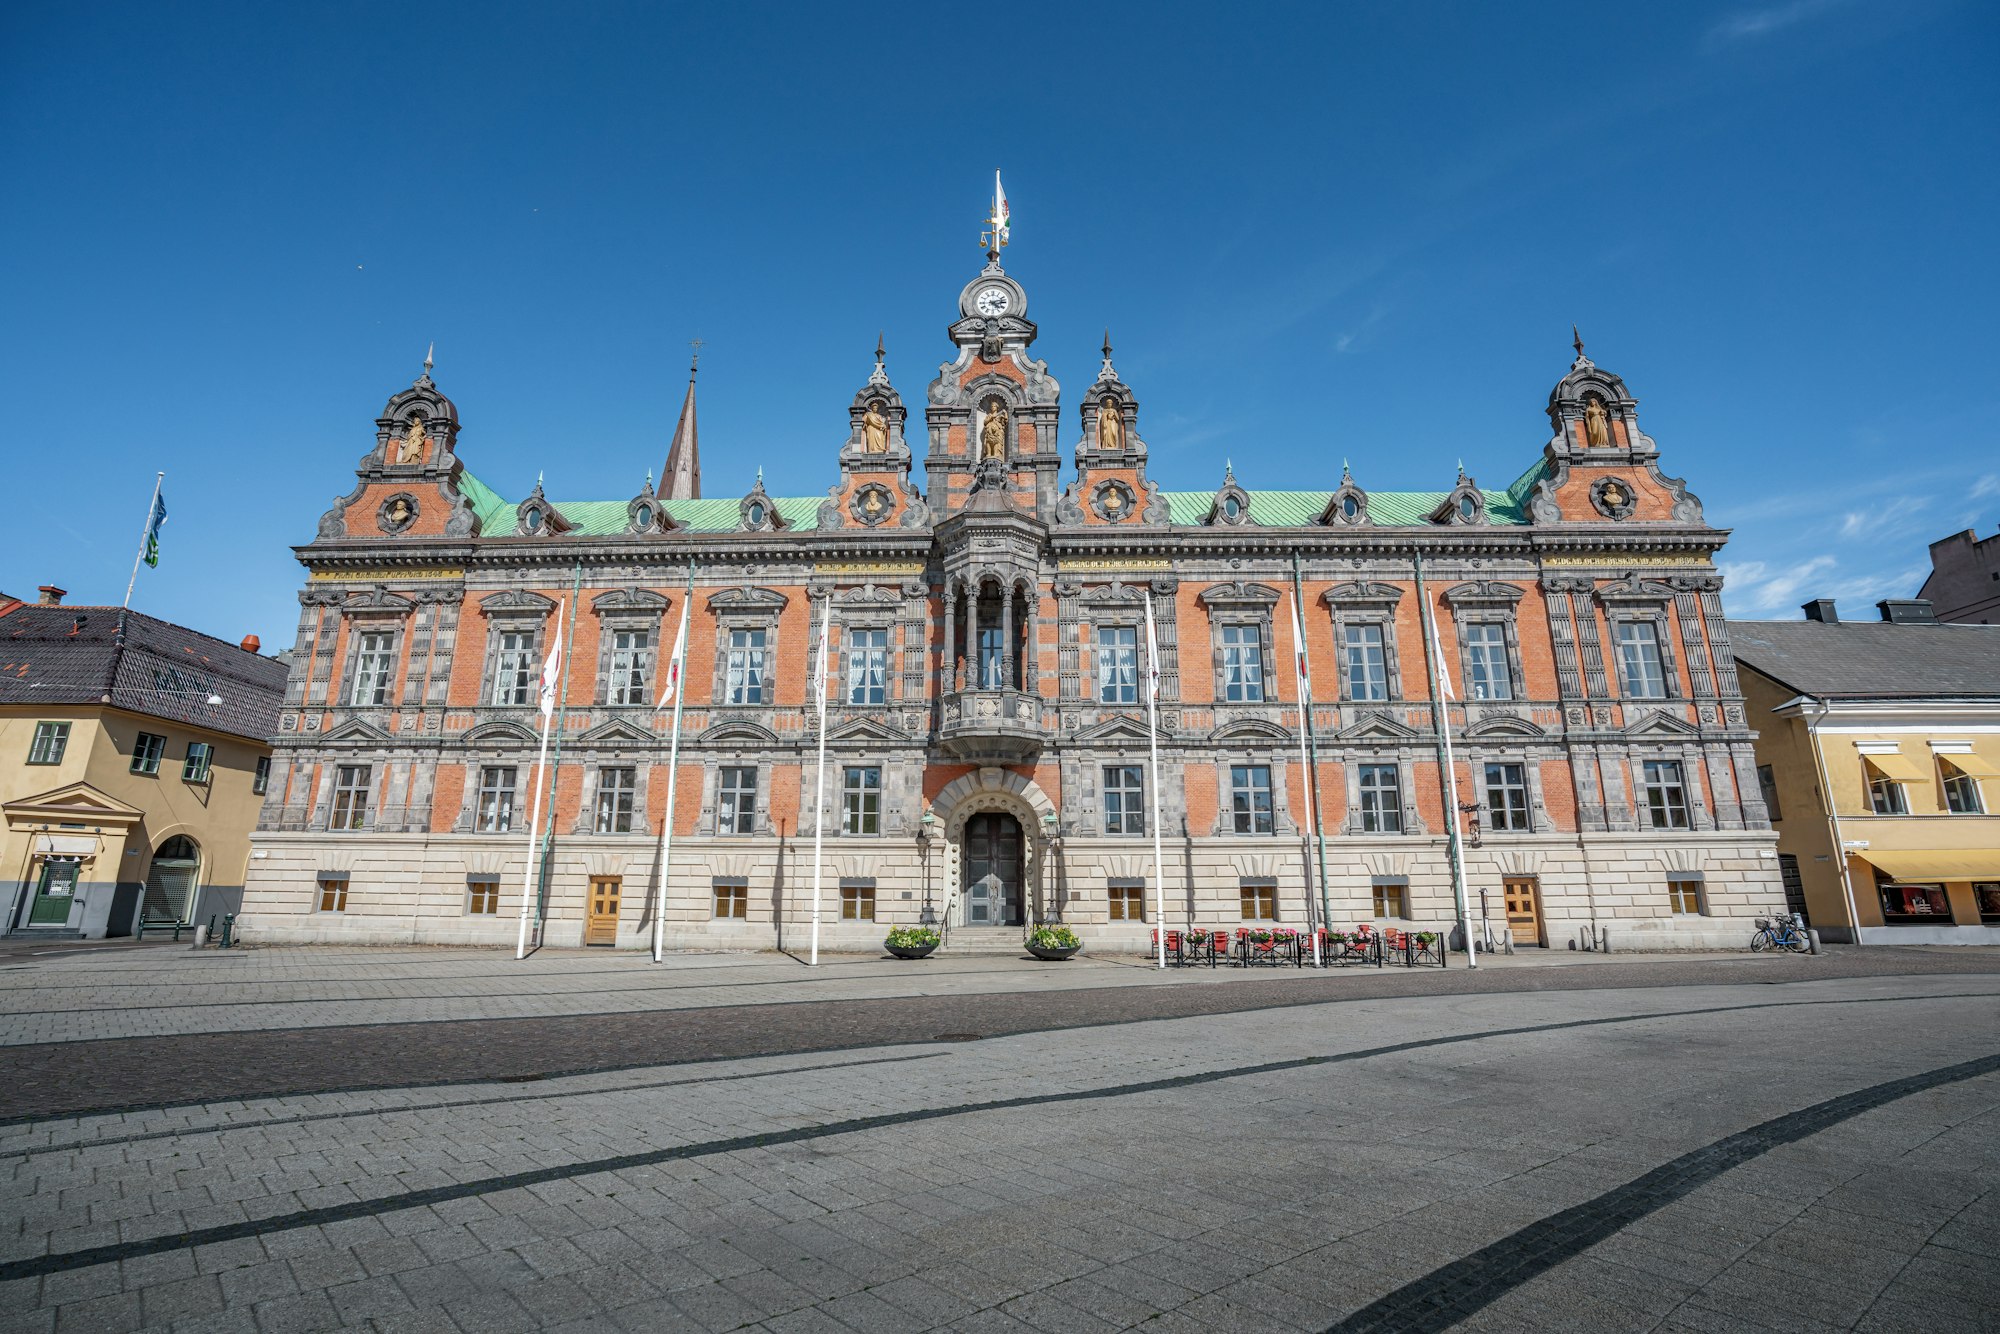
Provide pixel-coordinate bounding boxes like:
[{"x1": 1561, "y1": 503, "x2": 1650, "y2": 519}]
[
  {"x1": 1836, "y1": 494, "x2": 1930, "y2": 539},
  {"x1": 1709, "y1": 0, "x2": 1842, "y2": 42},
  {"x1": 1719, "y1": 555, "x2": 1837, "y2": 616},
  {"x1": 1972, "y1": 473, "x2": 2000, "y2": 500}
]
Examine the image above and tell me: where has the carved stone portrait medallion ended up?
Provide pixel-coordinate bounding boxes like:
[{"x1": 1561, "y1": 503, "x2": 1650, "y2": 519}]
[
  {"x1": 1590, "y1": 477, "x2": 1638, "y2": 520},
  {"x1": 1090, "y1": 480, "x2": 1137, "y2": 522},
  {"x1": 378, "y1": 493, "x2": 419, "y2": 534},
  {"x1": 849, "y1": 483, "x2": 894, "y2": 527}
]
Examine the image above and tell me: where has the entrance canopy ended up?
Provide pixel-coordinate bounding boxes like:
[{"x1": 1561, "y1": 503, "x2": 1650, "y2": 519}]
[{"x1": 1858, "y1": 850, "x2": 2000, "y2": 881}]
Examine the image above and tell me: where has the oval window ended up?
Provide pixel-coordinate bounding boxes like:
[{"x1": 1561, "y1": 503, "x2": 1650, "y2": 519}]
[
  {"x1": 633, "y1": 505, "x2": 651, "y2": 529},
  {"x1": 748, "y1": 502, "x2": 765, "y2": 526},
  {"x1": 525, "y1": 508, "x2": 544, "y2": 532},
  {"x1": 1459, "y1": 495, "x2": 1476, "y2": 519},
  {"x1": 1342, "y1": 495, "x2": 1359, "y2": 520},
  {"x1": 1223, "y1": 495, "x2": 1241, "y2": 519}
]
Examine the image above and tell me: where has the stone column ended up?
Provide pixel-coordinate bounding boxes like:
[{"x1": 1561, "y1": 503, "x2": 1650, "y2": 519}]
[
  {"x1": 942, "y1": 579, "x2": 957, "y2": 694},
  {"x1": 1000, "y1": 581, "x2": 1015, "y2": 689}
]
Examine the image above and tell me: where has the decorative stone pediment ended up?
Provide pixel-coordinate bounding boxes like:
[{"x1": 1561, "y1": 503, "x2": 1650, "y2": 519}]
[
  {"x1": 1335, "y1": 711, "x2": 1424, "y2": 742},
  {"x1": 1463, "y1": 712, "x2": 1545, "y2": 739},
  {"x1": 1072, "y1": 714, "x2": 1154, "y2": 745},
  {"x1": 461, "y1": 720, "x2": 541, "y2": 746},
  {"x1": 698, "y1": 719, "x2": 781, "y2": 745},
  {"x1": 828, "y1": 715, "x2": 909, "y2": 744},
  {"x1": 2, "y1": 781, "x2": 143, "y2": 828},
  {"x1": 323, "y1": 718, "x2": 395, "y2": 744},
  {"x1": 1624, "y1": 709, "x2": 1700, "y2": 737},
  {"x1": 1596, "y1": 575, "x2": 1679, "y2": 605},
  {"x1": 481, "y1": 590, "x2": 557, "y2": 617},
  {"x1": 1442, "y1": 580, "x2": 1526, "y2": 607},
  {"x1": 591, "y1": 588, "x2": 669, "y2": 616},
  {"x1": 343, "y1": 585, "x2": 414, "y2": 613},
  {"x1": 576, "y1": 719, "x2": 654, "y2": 746},
  {"x1": 1322, "y1": 581, "x2": 1403, "y2": 610},
  {"x1": 1198, "y1": 581, "x2": 1281, "y2": 609},
  {"x1": 707, "y1": 586, "x2": 788, "y2": 613},
  {"x1": 1210, "y1": 716, "x2": 1292, "y2": 743}
]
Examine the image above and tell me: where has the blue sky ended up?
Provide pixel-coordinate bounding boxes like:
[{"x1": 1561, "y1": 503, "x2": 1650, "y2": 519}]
[{"x1": 3, "y1": 0, "x2": 1994, "y2": 645}]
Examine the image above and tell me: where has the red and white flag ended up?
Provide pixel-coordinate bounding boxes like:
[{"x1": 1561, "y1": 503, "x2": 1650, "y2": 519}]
[
  {"x1": 655, "y1": 597, "x2": 690, "y2": 709},
  {"x1": 1290, "y1": 594, "x2": 1312, "y2": 695},
  {"x1": 537, "y1": 606, "x2": 564, "y2": 718}
]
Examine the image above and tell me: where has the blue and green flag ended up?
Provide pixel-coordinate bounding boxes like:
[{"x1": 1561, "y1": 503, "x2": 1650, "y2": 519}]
[{"x1": 142, "y1": 492, "x2": 167, "y2": 568}]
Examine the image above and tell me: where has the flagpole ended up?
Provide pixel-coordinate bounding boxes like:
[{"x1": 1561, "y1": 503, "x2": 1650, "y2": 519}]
[
  {"x1": 124, "y1": 473, "x2": 165, "y2": 610},
  {"x1": 515, "y1": 596, "x2": 563, "y2": 960},
  {"x1": 1286, "y1": 588, "x2": 1322, "y2": 967},
  {"x1": 533, "y1": 566, "x2": 584, "y2": 942},
  {"x1": 1144, "y1": 591, "x2": 1167, "y2": 970},
  {"x1": 1291, "y1": 552, "x2": 1333, "y2": 954},
  {"x1": 652, "y1": 564, "x2": 695, "y2": 964},
  {"x1": 1414, "y1": 551, "x2": 1476, "y2": 968},
  {"x1": 808, "y1": 597, "x2": 831, "y2": 967}
]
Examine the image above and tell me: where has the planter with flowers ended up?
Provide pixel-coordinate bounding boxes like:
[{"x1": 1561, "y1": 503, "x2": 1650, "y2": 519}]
[
  {"x1": 885, "y1": 926, "x2": 941, "y2": 960},
  {"x1": 1026, "y1": 923, "x2": 1083, "y2": 961}
]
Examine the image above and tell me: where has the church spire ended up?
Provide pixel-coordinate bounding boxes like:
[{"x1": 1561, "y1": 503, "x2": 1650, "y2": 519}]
[{"x1": 662, "y1": 344, "x2": 702, "y2": 500}]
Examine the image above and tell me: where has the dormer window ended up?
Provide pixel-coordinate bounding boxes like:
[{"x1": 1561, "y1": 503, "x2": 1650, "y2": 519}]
[
  {"x1": 1223, "y1": 495, "x2": 1241, "y2": 520},
  {"x1": 1342, "y1": 495, "x2": 1359, "y2": 520},
  {"x1": 747, "y1": 501, "x2": 766, "y2": 526},
  {"x1": 525, "y1": 509, "x2": 544, "y2": 533},
  {"x1": 1459, "y1": 495, "x2": 1476, "y2": 520},
  {"x1": 633, "y1": 504, "x2": 652, "y2": 529}
]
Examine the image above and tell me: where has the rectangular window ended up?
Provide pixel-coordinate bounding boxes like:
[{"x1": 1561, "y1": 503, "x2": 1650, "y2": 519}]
[
  {"x1": 1103, "y1": 765, "x2": 1146, "y2": 835},
  {"x1": 1096, "y1": 626, "x2": 1138, "y2": 704},
  {"x1": 846, "y1": 627, "x2": 890, "y2": 705},
  {"x1": 182, "y1": 742, "x2": 213, "y2": 784},
  {"x1": 595, "y1": 767, "x2": 636, "y2": 833},
  {"x1": 477, "y1": 766, "x2": 517, "y2": 833},
  {"x1": 330, "y1": 765, "x2": 371, "y2": 830},
  {"x1": 1239, "y1": 879, "x2": 1277, "y2": 921},
  {"x1": 725, "y1": 628, "x2": 768, "y2": 705},
  {"x1": 316, "y1": 872, "x2": 349, "y2": 913},
  {"x1": 713, "y1": 878, "x2": 749, "y2": 919},
  {"x1": 1220, "y1": 624, "x2": 1266, "y2": 703},
  {"x1": 131, "y1": 732, "x2": 167, "y2": 776},
  {"x1": 1616, "y1": 621, "x2": 1668, "y2": 699},
  {"x1": 1485, "y1": 762, "x2": 1531, "y2": 831},
  {"x1": 1343, "y1": 624, "x2": 1388, "y2": 701},
  {"x1": 1757, "y1": 763, "x2": 1782, "y2": 821},
  {"x1": 493, "y1": 631, "x2": 535, "y2": 706},
  {"x1": 27, "y1": 722, "x2": 69, "y2": 766},
  {"x1": 1642, "y1": 759, "x2": 1691, "y2": 830},
  {"x1": 1975, "y1": 882, "x2": 2000, "y2": 924},
  {"x1": 466, "y1": 875, "x2": 500, "y2": 915},
  {"x1": 839, "y1": 879, "x2": 876, "y2": 921},
  {"x1": 1942, "y1": 762, "x2": 1984, "y2": 815},
  {"x1": 351, "y1": 630, "x2": 396, "y2": 706},
  {"x1": 252, "y1": 755, "x2": 272, "y2": 795},
  {"x1": 842, "y1": 766, "x2": 881, "y2": 834},
  {"x1": 1358, "y1": 764, "x2": 1403, "y2": 833},
  {"x1": 1372, "y1": 879, "x2": 1408, "y2": 919},
  {"x1": 977, "y1": 626, "x2": 1005, "y2": 690},
  {"x1": 608, "y1": 629, "x2": 651, "y2": 705},
  {"x1": 1462, "y1": 623, "x2": 1513, "y2": 701},
  {"x1": 1666, "y1": 875, "x2": 1704, "y2": 915},
  {"x1": 718, "y1": 766, "x2": 758, "y2": 834},
  {"x1": 1879, "y1": 882, "x2": 1950, "y2": 923},
  {"x1": 1866, "y1": 764, "x2": 1908, "y2": 815},
  {"x1": 1107, "y1": 880, "x2": 1146, "y2": 921},
  {"x1": 1229, "y1": 764, "x2": 1274, "y2": 834}
]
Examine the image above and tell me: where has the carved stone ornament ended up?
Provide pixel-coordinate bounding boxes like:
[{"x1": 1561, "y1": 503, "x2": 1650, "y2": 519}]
[
  {"x1": 378, "y1": 493, "x2": 420, "y2": 534},
  {"x1": 849, "y1": 483, "x2": 894, "y2": 527},
  {"x1": 1590, "y1": 477, "x2": 1638, "y2": 520},
  {"x1": 1090, "y1": 480, "x2": 1137, "y2": 523}
]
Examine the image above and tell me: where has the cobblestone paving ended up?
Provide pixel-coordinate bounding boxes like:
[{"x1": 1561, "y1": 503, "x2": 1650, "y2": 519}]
[{"x1": 0, "y1": 948, "x2": 1996, "y2": 1331}]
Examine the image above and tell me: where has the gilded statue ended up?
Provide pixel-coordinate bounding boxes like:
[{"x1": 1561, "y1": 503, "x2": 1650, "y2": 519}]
[
  {"x1": 862, "y1": 400, "x2": 888, "y2": 453},
  {"x1": 397, "y1": 415, "x2": 426, "y2": 464},
  {"x1": 1601, "y1": 481, "x2": 1629, "y2": 509},
  {"x1": 1583, "y1": 397, "x2": 1610, "y2": 447},
  {"x1": 388, "y1": 498, "x2": 413, "y2": 526},
  {"x1": 980, "y1": 402, "x2": 1008, "y2": 460},
  {"x1": 1097, "y1": 402, "x2": 1123, "y2": 452}
]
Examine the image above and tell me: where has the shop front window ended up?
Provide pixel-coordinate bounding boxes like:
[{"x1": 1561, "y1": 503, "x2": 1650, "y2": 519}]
[
  {"x1": 1878, "y1": 882, "x2": 1952, "y2": 924},
  {"x1": 1974, "y1": 882, "x2": 2000, "y2": 924}
]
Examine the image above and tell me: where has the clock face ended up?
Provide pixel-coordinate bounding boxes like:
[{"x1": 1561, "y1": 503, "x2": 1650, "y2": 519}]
[{"x1": 974, "y1": 285, "x2": 1010, "y2": 317}]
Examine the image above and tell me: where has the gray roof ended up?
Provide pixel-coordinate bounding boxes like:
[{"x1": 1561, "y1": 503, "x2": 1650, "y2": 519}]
[
  {"x1": 1726, "y1": 620, "x2": 2000, "y2": 700},
  {"x1": 0, "y1": 602, "x2": 289, "y2": 743}
]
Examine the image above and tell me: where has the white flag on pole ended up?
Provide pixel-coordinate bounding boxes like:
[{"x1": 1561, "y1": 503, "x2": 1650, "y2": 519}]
[
  {"x1": 655, "y1": 599, "x2": 690, "y2": 709},
  {"x1": 993, "y1": 170, "x2": 1010, "y2": 246},
  {"x1": 537, "y1": 611, "x2": 564, "y2": 718},
  {"x1": 1290, "y1": 595, "x2": 1312, "y2": 694},
  {"x1": 1143, "y1": 592, "x2": 1160, "y2": 704},
  {"x1": 811, "y1": 599, "x2": 832, "y2": 721},
  {"x1": 1424, "y1": 595, "x2": 1456, "y2": 700}
]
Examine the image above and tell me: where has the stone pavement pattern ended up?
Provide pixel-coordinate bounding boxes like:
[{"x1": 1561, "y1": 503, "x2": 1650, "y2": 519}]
[{"x1": 0, "y1": 945, "x2": 1995, "y2": 1332}]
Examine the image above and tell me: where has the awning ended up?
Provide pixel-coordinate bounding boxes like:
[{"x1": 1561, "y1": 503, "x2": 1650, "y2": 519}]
[
  {"x1": 1861, "y1": 752, "x2": 1930, "y2": 784},
  {"x1": 1857, "y1": 850, "x2": 2000, "y2": 881},
  {"x1": 1938, "y1": 752, "x2": 2000, "y2": 779}
]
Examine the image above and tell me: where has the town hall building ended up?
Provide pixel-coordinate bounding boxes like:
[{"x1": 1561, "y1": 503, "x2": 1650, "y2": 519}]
[{"x1": 239, "y1": 233, "x2": 1785, "y2": 951}]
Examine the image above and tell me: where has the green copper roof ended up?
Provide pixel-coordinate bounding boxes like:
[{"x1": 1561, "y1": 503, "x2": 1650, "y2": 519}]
[{"x1": 458, "y1": 456, "x2": 1551, "y2": 536}]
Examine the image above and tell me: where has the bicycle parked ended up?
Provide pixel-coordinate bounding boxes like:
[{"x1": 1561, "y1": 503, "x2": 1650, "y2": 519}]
[{"x1": 1750, "y1": 913, "x2": 1812, "y2": 953}]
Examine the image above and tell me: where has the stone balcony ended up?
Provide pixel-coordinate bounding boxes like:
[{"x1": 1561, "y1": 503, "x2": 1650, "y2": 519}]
[{"x1": 938, "y1": 687, "x2": 1045, "y2": 761}]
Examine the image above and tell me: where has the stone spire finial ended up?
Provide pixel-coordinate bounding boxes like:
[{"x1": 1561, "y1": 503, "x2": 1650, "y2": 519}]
[
  {"x1": 1570, "y1": 325, "x2": 1593, "y2": 370},
  {"x1": 1096, "y1": 329, "x2": 1118, "y2": 384},
  {"x1": 416, "y1": 342, "x2": 435, "y2": 387},
  {"x1": 662, "y1": 353, "x2": 702, "y2": 501},
  {"x1": 868, "y1": 332, "x2": 890, "y2": 387}
]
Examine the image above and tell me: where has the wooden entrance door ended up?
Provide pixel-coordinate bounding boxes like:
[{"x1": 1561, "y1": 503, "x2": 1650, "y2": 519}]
[
  {"x1": 586, "y1": 876, "x2": 621, "y2": 947},
  {"x1": 28, "y1": 859, "x2": 78, "y2": 926},
  {"x1": 962, "y1": 813, "x2": 1024, "y2": 926},
  {"x1": 1502, "y1": 876, "x2": 1543, "y2": 946}
]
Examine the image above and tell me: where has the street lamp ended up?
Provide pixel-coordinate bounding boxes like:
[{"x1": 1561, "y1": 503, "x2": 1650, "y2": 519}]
[
  {"x1": 918, "y1": 809, "x2": 937, "y2": 924},
  {"x1": 1040, "y1": 810, "x2": 1062, "y2": 923}
]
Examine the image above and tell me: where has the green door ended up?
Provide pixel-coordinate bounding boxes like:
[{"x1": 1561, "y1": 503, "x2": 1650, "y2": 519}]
[{"x1": 28, "y1": 859, "x2": 79, "y2": 926}]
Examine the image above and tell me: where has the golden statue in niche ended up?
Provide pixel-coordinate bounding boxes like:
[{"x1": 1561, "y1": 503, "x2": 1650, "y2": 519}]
[
  {"x1": 397, "y1": 415, "x2": 427, "y2": 464},
  {"x1": 862, "y1": 400, "x2": 888, "y2": 453},
  {"x1": 1601, "y1": 480, "x2": 1630, "y2": 509},
  {"x1": 980, "y1": 400, "x2": 1008, "y2": 460},
  {"x1": 387, "y1": 498, "x2": 413, "y2": 526},
  {"x1": 1583, "y1": 396, "x2": 1611, "y2": 447},
  {"x1": 1097, "y1": 401, "x2": 1124, "y2": 452}
]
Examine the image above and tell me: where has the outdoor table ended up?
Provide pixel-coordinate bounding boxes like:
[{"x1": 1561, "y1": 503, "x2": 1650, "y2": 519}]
[{"x1": 1233, "y1": 933, "x2": 1304, "y2": 967}]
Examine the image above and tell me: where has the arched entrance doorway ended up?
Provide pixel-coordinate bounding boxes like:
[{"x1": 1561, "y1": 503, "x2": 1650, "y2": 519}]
[
  {"x1": 962, "y1": 812, "x2": 1024, "y2": 926},
  {"x1": 146, "y1": 835, "x2": 201, "y2": 925}
]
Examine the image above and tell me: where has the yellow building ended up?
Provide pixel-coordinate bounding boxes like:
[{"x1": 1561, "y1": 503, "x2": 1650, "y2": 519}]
[
  {"x1": 1732, "y1": 599, "x2": 2000, "y2": 943},
  {"x1": 0, "y1": 588, "x2": 287, "y2": 940}
]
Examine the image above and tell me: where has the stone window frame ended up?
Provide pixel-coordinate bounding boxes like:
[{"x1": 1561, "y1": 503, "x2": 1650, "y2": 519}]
[
  {"x1": 1639, "y1": 756, "x2": 1693, "y2": 830},
  {"x1": 343, "y1": 623, "x2": 403, "y2": 708},
  {"x1": 1226, "y1": 761, "x2": 1276, "y2": 836},
  {"x1": 708, "y1": 587, "x2": 788, "y2": 709},
  {"x1": 1473, "y1": 752, "x2": 1546, "y2": 834},
  {"x1": 827, "y1": 586, "x2": 903, "y2": 709},
  {"x1": 476, "y1": 591, "x2": 556, "y2": 709},
  {"x1": 1206, "y1": 726, "x2": 1299, "y2": 836},
  {"x1": 1596, "y1": 579, "x2": 1682, "y2": 701},
  {"x1": 1076, "y1": 583, "x2": 1149, "y2": 706},
  {"x1": 591, "y1": 589, "x2": 669, "y2": 708},
  {"x1": 1351, "y1": 757, "x2": 1408, "y2": 835},
  {"x1": 475, "y1": 764, "x2": 519, "y2": 833},
  {"x1": 700, "y1": 742, "x2": 778, "y2": 837},
  {"x1": 714, "y1": 763, "x2": 760, "y2": 835},
  {"x1": 590, "y1": 764, "x2": 640, "y2": 835},
  {"x1": 1198, "y1": 582, "x2": 1279, "y2": 706},
  {"x1": 1322, "y1": 583, "x2": 1405, "y2": 704},
  {"x1": 328, "y1": 763, "x2": 374, "y2": 832},
  {"x1": 1632, "y1": 743, "x2": 1714, "y2": 831},
  {"x1": 1442, "y1": 582, "x2": 1527, "y2": 705},
  {"x1": 841, "y1": 765, "x2": 883, "y2": 835},
  {"x1": 1102, "y1": 763, "x2": 1148, "y2": 835}
]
